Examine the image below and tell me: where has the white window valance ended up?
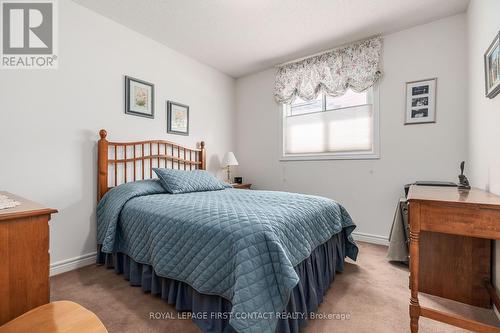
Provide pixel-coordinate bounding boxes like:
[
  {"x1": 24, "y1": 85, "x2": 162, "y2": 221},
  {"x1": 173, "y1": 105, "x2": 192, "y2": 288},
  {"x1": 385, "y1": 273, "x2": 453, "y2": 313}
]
[{"x1": 274, "y1": 37, "x2": 383, "y2": 104}]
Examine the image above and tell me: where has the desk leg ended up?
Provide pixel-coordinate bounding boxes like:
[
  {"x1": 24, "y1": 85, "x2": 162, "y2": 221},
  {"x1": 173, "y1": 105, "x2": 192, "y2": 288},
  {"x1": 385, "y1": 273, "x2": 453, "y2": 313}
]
[{"x1": 409, "y1": 202, "x2": 421, "y2": 333}]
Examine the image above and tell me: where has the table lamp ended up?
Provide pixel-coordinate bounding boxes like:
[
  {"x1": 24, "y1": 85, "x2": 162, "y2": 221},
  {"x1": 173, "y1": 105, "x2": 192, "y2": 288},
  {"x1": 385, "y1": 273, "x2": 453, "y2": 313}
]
[{"x1": 222, "y1": 152, "x2": 238, "y2": 183}]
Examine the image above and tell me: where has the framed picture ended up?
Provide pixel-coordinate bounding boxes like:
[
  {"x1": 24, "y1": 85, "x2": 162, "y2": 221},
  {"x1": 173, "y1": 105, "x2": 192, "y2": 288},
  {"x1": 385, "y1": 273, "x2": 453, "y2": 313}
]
[
  {"x1": 167, "y1": 101, "x2": 189, "y2": 135},
  {"x1": 484, "y1": 31, "x2": 500, "y2": 99},
  {"x1": 405, "y1": 78, "x2": 437, "y2": 125},
  {"x1": 125, "y1": 76, "x2": 154, "y2": 118}
]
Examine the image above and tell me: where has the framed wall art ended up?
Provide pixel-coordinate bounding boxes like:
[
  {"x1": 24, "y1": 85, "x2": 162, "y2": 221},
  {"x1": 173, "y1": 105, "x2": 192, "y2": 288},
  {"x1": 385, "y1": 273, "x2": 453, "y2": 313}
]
[
  {"x1": 125, "y1": 76, "x2": 155, "y2": 118},
  {"x1": 167, "y1": 101, "x2": 189, "y2": 135},
  {"x1": 484, "y1": 31, "x2": 500, "y2": 99},
  {"x1": 405, "y1": 78, "x2": 437, "y2": 125}
]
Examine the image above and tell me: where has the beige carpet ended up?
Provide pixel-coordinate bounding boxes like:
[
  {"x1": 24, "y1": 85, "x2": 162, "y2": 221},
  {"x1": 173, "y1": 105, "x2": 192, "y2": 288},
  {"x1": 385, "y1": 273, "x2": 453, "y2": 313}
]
[{"x1": 51, "y1": 242, "x2": 500, "y2": 332}]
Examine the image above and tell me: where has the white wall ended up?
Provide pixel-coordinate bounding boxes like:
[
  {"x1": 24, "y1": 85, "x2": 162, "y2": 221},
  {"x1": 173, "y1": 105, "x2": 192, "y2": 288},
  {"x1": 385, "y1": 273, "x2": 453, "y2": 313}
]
[
  {"x1": 0, "y1": 0, "x2": 235, "y2": 271},
  {"x1": 235, "y1": 14, "x2": 468, "y2": 242},
  {"x1": 466, "y1": 0, "x2": 500, "y2": 298}
]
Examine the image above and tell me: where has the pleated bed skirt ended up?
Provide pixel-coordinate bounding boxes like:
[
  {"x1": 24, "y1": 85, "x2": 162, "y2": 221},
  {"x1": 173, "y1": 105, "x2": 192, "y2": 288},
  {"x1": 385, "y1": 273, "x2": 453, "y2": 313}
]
[{"x1": 97, "y1": 230, "x2": 348, "y2": 333}]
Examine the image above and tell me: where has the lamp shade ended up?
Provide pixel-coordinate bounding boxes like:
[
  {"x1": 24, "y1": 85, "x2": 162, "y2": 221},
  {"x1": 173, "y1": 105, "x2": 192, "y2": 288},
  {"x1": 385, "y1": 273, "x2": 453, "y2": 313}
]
[{"x1": 222, "y1": 152, "x2": 239, "y2": 166}]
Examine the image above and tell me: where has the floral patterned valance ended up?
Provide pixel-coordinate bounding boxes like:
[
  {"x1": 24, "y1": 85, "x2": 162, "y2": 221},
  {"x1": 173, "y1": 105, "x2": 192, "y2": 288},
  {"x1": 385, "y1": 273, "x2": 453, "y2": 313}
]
[{"x1": 274, "y1": 37, "x2": 383, "y2": 104}]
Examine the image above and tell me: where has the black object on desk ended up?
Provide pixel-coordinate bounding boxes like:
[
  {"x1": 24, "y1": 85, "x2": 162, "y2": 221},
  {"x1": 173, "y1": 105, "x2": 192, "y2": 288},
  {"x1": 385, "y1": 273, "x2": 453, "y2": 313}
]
[
  {"x1": 458, "y1": 161, "x2": 471, "y2": 190},
  {"x1": 404, "y1": 181, "x2": 457, "y2": 197}
]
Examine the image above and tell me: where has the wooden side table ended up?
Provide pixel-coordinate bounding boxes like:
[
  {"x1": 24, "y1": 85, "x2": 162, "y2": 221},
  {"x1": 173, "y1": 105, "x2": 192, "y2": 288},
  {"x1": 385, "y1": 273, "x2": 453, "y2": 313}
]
[
  {"x1": 0, "y1": 192, "x2": 57, "y2": 325},
  {"x1": 231, "y1": 183, "x2": 252, "y2": 189},
  {"x1": 0, "y1": 301, "x2": 108, "y2": 333}
]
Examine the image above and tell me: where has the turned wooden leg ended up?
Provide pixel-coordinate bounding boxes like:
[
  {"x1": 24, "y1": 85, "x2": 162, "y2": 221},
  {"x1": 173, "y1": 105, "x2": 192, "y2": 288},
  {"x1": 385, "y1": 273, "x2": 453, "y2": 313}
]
[{"x1": 409, "y1": 202, "x2": 421, "y2": 333}]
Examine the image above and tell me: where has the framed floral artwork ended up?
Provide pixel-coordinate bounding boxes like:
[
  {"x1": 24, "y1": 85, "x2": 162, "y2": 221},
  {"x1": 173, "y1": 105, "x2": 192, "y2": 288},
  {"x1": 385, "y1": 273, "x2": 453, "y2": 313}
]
[
  {"x1": 125, "y1": 76, "x2": 155, "y2": 118},
  {"x1": 167, "y1": 101, "x2": 189, "y2": 136}
]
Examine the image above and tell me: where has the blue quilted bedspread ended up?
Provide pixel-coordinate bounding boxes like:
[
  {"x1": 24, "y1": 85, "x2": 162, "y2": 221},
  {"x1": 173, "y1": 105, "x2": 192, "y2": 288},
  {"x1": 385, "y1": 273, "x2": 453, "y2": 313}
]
[{"x1": 97, "y1": 180, "x2": 358, "y2": 333}]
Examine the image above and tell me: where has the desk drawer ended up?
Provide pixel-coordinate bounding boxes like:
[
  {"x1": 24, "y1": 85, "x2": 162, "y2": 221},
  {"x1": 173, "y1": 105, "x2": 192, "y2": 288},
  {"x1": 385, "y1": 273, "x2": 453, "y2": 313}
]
[{"x1": 419, "y1": 202, "x2": 500, "y2": 239}]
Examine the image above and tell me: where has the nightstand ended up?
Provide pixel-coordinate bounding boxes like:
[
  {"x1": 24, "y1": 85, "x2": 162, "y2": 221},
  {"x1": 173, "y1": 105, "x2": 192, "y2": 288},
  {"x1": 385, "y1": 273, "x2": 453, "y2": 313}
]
[{"x1": 231, "y1": 183, "x2": 252, "y2": 189}]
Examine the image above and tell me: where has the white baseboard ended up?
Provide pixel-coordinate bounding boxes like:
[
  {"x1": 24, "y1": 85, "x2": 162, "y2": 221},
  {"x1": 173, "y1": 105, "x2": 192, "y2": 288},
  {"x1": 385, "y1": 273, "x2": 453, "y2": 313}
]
[
  {"x1": 495, "y1": 304, "x2": 500, "y2": 321},
  {"x1": 50, "y1": 252, "x2": 97, "y2": 276},
  {"x1": 352, "y1": 231, "x2": 389, "y2": 246}
]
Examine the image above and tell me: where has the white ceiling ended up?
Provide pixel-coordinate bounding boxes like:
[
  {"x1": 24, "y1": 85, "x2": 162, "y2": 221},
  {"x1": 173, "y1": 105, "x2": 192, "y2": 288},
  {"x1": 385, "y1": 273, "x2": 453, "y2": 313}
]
[{"x1": 73, "y1": 0, "x2": 469, "y2": 78}]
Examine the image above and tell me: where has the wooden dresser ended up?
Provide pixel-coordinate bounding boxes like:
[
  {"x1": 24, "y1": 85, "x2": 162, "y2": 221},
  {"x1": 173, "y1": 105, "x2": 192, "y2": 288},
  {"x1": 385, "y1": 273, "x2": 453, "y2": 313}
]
[
  {"x1": 408, "y1": 185, "x2": 500, "y2": 332},
  {"x1": 0, "y1": 192, "x2": 57, "y2": 325}
]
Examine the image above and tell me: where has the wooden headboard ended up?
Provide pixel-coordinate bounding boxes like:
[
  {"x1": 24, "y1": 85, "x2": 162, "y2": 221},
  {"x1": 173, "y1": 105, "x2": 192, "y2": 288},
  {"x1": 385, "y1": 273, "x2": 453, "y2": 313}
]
[{"x1": 97, "y1": 129, "x2": 206, "y2": 200}]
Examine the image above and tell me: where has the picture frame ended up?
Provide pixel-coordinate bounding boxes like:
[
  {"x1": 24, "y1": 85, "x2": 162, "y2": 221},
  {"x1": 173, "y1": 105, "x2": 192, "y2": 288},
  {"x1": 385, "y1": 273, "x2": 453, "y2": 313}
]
[
  {"x1": 167, "y1": 101, "x2": 189, "y2": 136},
  {"x1": 125, "y1": 76, "x2": 155, "y2": 118},
  {"x1": 405, "y1": 78, "x2": 437, "y2": 125},
  {"x1": 484, "y1": 31, "x2": 500, "y2": 99}
]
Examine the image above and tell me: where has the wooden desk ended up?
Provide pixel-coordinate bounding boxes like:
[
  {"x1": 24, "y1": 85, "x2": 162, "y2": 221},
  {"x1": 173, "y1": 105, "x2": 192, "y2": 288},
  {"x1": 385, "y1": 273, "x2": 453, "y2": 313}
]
[
  {"x1": 408, "y1": 185, "x2": 500, "y2": 332},
  {"x1": 0, "y1": 192, "x2": 57, "y2": 325}
]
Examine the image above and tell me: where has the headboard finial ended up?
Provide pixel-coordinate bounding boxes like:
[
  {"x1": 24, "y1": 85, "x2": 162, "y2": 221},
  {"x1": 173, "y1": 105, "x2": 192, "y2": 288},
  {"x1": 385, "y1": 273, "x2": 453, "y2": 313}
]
[
  {"x1": 98, "y1": 129, "x2": 109, "y2": 201},
  {"x1": 200, "y1": 141, "x2": 206, "y2": 170}
]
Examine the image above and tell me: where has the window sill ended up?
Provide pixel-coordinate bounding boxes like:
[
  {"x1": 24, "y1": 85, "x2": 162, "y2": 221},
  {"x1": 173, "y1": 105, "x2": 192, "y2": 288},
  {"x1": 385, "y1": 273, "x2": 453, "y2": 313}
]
[{"x1": 280, "y1": 152, "x2": 380, "y2": 161}]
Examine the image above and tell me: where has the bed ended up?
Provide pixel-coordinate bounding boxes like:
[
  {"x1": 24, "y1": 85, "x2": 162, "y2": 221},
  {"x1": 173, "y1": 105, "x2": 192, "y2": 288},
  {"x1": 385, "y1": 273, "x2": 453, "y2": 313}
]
[{"x1": 95, "y1": 130, "x2": 358, "y2": 333}]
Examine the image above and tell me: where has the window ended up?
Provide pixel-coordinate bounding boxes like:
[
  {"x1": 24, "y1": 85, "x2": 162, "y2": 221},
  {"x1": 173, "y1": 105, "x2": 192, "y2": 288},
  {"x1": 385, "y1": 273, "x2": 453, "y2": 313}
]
[{"x1": 281, "y1": 87, "x2": 379, "y2": 160}]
